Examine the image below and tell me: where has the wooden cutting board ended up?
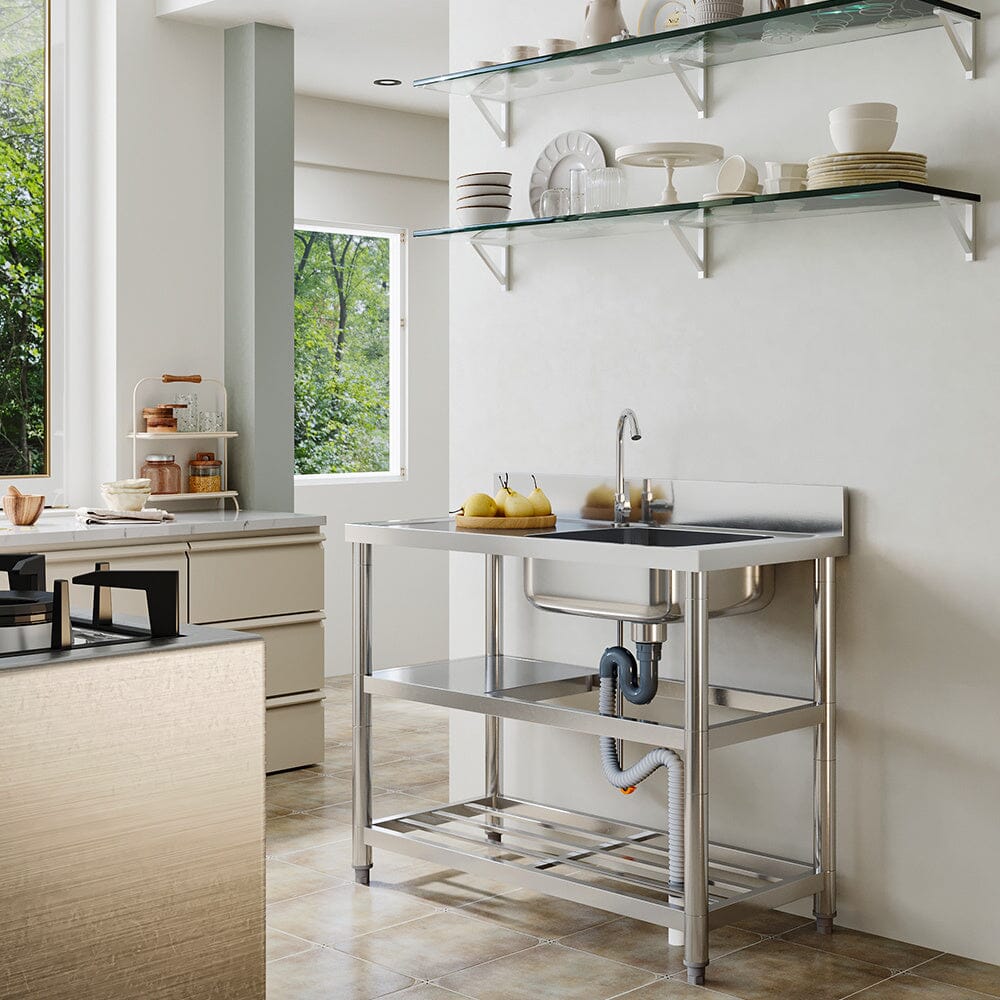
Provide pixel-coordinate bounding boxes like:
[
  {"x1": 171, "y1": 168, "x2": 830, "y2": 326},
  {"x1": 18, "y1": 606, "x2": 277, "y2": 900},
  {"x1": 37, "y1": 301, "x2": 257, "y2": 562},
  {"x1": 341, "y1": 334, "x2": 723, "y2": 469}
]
[{"x1": 455, "y1": 514, "x2": 557, "y2": 531}]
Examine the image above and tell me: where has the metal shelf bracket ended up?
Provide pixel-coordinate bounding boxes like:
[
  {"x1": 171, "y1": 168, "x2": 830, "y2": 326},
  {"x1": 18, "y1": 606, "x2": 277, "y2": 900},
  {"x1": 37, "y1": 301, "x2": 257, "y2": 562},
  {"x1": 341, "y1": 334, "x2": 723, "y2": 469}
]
[
  {"x1": 472, "y1": 243, "x2": 510, "y2": 290},
  {"x1": 668, "y1": 218, "x2": 708, "y2": 279},
  {"x1": 935, "y1": 8, "x2": 977, "y2": 80},
  {"x1": 935, "y1": 196, "x2": 977, "y2": 262},
  {"x1": 470, "y1": 95, "x2": 510, "y2": 146},
  {"x1": 670, "y1": 59, "x2": 708, "y2": 119}
]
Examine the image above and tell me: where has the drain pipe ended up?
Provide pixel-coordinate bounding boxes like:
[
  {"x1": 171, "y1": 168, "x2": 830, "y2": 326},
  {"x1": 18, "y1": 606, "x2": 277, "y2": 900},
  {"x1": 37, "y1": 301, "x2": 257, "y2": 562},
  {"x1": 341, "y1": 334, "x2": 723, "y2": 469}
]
[{"x1": 598, "y1": 645, "x2": 685, "y2": 944}]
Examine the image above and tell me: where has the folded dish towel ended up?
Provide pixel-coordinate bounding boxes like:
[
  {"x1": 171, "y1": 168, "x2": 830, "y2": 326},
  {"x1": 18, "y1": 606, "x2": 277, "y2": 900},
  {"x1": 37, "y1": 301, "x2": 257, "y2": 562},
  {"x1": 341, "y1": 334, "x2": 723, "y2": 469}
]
[{"x1": 76, "y1": 507, "x2": 176, "y2": 525}]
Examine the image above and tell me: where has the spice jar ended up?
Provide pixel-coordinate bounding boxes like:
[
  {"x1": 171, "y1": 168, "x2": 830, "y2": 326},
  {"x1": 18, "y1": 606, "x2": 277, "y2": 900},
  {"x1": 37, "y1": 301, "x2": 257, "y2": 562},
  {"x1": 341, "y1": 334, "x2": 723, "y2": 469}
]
[
  {"x1": 140, "y1": 455, "x2": 182, "y2": 495},
  {"x1": 188, "y1": 452, "x2": 222, "y2": 494}
]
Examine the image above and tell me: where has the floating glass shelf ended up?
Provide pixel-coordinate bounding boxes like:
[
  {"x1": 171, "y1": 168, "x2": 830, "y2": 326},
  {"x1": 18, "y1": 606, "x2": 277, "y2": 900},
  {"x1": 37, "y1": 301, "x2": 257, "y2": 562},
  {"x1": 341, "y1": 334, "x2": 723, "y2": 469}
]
[{"x1": 415, "y1": 183, "x2": 979, "y2": 281}]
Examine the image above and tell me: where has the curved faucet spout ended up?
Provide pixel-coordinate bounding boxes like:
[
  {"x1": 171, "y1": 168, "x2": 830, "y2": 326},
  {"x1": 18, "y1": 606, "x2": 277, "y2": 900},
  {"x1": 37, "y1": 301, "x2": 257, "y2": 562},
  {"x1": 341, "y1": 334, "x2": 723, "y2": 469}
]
[{"x1": 615, "y1": 408, "x2": 642, "y2": 526}]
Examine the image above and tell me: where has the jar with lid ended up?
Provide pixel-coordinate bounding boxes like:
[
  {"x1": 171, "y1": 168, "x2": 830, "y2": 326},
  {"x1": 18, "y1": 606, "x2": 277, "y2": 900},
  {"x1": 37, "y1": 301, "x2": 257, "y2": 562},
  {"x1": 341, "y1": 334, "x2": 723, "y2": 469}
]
[
  {"x1": 140, "y1": 455, "x2": 182, "y2": 495},
  {"x1": 188, "y1": 452, "x2": 223, "y2": 494}
]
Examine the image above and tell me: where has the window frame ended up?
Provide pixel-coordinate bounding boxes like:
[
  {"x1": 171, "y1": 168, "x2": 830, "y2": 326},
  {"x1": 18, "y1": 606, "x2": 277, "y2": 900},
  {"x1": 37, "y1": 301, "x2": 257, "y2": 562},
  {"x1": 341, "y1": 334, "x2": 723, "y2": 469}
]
[{"x1": 292, "y1": 219, "x2": 408, "y2": 486}]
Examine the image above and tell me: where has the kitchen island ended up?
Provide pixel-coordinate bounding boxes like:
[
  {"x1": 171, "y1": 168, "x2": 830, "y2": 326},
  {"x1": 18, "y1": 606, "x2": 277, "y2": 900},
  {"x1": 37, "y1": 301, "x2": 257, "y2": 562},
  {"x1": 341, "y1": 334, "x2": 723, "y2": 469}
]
[{"x1": 0, "y1": 509, "x2": 327, "y2": 771}]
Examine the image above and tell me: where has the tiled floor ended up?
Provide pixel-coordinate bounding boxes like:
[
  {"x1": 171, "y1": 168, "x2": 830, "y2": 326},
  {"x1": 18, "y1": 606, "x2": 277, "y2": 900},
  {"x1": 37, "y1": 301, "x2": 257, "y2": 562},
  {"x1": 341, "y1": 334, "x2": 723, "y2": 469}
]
[{"x1": 265, "y1": 677, "x2": 999, "y2": 1000}]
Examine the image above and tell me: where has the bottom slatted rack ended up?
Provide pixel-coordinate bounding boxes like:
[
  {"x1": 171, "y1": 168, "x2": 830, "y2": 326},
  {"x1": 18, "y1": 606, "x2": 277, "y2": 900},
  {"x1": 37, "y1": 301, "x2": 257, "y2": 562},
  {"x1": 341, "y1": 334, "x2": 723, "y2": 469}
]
[{"x1": 367, "y1": 796, "x2": 820, "y2": 931}]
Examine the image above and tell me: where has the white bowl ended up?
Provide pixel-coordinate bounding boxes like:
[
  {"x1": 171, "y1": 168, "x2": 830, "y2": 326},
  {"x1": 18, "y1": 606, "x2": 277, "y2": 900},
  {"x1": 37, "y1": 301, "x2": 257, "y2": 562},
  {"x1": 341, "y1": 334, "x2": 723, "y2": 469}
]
[
  {"x1": 763, "y1": 178, "x2": 806, "y2": 194},
  {"x1": 503, "y1": 45, "x2": 539, "y2": 62},
  {"x1": 101, "y1": 488, "x2": 151, "y2": 512},
  {"x1": 830, "y1": 118, "x2": 898, "y2": 153},
  {"x1": 458, "y1": 193, "x2": 513, "y2": 209},
  {"x1": 457, "y1": 182, "x2": 512, "y2": 199},
  {"x1": 456, "y1": 205, "x2": 511, "y2": 226},
  {"x1": 458, "y1": 171, "x2": 513, "y2": 187},
  {"x1": 765, "y1": 161, "x2": 807, "y2": 180},
  {"x1": 539, "y1": 38, "x2": 576, "y2": 55},
  {"x1": 472, "y1": 60, "x2": 497, "y2": 69},
  {"x1": 829, "y1": 102, "x2": 897, "y2": 123},
  {"x1": 717, "y1": 154, "x2": 759, "y2": 194}
]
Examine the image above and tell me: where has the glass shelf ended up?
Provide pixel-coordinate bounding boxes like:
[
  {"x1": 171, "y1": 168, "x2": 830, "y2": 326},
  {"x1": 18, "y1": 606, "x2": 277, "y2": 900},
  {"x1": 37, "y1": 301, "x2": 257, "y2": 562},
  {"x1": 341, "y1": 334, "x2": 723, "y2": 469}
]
[
  {"x1": 414, "y1": 182, "x2": 979, "y2": 247},
  {"x1": 416, "y1": 1, "x2": 979, "y2": 105}
]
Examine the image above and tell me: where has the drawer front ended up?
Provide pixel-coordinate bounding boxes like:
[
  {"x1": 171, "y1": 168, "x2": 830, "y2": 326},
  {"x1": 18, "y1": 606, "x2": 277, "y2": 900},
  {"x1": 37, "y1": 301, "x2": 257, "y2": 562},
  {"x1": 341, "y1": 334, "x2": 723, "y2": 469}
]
[
  {"x1": 44, "y1": 544, "x2": 190, "y2": 625},
  {"x1": 188, "y1": 535, "x2": 324, "y2": 624},
  {"x1": 227, "y1": 614, "x2": 325, "y2": 698},
  {"x1": 266, "y1": 696, "x2": 324, "y2": 773}
]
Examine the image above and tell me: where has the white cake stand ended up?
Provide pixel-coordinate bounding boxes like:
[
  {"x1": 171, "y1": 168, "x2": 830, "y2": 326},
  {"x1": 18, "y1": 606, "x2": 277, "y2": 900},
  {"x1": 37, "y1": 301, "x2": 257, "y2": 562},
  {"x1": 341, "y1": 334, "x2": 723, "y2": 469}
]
[{"x1": 616, "y1": 142, "x2": 725, "y2": 205}]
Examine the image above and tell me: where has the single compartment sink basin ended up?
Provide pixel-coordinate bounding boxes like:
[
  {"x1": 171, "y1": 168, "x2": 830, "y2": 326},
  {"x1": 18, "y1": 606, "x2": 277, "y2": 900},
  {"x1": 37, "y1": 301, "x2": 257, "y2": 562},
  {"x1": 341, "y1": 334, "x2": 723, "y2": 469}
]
[{"x1": 542, "y1": 526, "x2": 771, "y2": 547}]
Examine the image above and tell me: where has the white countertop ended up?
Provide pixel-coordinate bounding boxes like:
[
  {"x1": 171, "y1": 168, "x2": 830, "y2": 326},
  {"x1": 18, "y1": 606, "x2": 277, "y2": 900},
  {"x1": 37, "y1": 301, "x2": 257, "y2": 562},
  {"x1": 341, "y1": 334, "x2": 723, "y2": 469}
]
[{"x1": 0, "y1": 510, "x2": 326, "y2": 551}]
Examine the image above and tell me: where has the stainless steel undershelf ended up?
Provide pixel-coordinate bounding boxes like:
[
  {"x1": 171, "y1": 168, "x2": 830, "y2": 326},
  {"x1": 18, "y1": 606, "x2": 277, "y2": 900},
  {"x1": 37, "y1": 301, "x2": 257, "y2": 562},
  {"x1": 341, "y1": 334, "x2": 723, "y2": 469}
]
[
  {"x1": 367, "y1": 796, "x2": 820, "y2": 932},
  {"x1": 366, "y1": 656, "x2": 818, "y2": 751}
]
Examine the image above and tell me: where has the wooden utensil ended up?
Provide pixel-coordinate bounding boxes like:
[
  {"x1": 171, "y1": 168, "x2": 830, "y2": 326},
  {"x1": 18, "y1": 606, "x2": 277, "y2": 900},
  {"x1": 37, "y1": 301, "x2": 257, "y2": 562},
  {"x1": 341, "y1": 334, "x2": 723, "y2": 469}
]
[
  {"x1": 162, "y1": 374, "x2": 203, "y2": 384},
  {"x1": 3, "y1": 492, "x2": 45, "y2": 526}
]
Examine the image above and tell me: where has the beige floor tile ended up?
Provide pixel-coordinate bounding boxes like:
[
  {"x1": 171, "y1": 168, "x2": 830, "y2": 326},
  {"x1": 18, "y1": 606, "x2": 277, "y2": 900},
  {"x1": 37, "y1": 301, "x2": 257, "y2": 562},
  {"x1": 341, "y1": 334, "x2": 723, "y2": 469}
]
[
  {"x1": 319, "y1": 790, "x2": 440, "y2": 826},
  {"x1": 609, "y1": 981, "x2": 741, "y2": 1000},
  {"x1": 267, "y1": 809, "x2": 352, "y2": 856},
  {"x1": 322, "y1": 742, "x2": 405, "y2": 772},
  {"x1": 436, "y1": 941, "x2": 657, "y2": 1000},
  {"x1": 336, "y1": 755, "x2": 450, "y2": 792},
  {"x1": 267, "y1": 883, "x2": 438, "y2": 947},
  {"x1": 914, "y1": 953, "x2": 1000, "y2": 997},
  {"x1": 268, "y1": 768, "x2": 319, "y2": 787},
  {"x1": 561, "y1": 916, "x2": 761, "y2": 975},
  {"x1": 267, "y1": 773, "x2": 355, "y2": 812},
  {"x1": 849, "y1": 973, "x2": 990, "y2": 999},
  {"x1": 265, "y1": 929, "x2": 315, "y2": 963},
  {"x1": 335, "y1": 910, "x2": 538, "y2": 980},
  {"x1": 266, "y1": 858, "x2": 344, "y2": 904},
  {"x1": 392, "y1": 986, "x2": 474, "y2": 1000},
  {"x1": 325, "y1": 715, "x2": 357, "y2": 744},
  {"x1": 375, "y1": 729, "x2": 454, "y2": 760},
  {"x1": 407, "y1": 778, "x2": 451, "y2": 803},
  {"x1": 698, "y1": 939, "x2": 890, "y2": 1000},
  {"x1": 782, "y1": 925, "x2": 941, "y2": 973},
  {"x1": 730, "y1": 909, "x2": 814, "y2": 937},
  {"x1": 265, "y1": 944, "x2": 412, "y2": 1000},
  {"x1": 459, "y1": 889, "x2": 615, "y2": 939}
]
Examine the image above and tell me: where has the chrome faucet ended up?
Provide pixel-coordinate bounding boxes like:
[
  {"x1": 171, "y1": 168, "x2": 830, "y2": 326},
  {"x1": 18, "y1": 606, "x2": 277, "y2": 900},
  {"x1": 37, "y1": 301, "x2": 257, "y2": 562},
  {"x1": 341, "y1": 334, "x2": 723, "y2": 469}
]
[{"x1": 615, "y1": 408, "x2": 642, "y2": 526}]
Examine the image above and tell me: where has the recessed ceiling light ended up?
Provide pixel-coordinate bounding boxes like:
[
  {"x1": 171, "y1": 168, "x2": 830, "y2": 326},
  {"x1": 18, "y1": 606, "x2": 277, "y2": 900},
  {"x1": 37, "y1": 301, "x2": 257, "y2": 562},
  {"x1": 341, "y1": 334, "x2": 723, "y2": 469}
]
[{"x1": 373, "y1": 78, "x2": 403, "y2": 87}]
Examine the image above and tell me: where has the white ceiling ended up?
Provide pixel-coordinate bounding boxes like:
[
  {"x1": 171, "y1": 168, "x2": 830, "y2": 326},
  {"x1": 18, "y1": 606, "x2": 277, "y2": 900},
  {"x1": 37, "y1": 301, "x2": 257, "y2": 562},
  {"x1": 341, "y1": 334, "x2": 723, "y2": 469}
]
[{"x1": 156, "y1": 0, "x2": 450, "y2": 117}]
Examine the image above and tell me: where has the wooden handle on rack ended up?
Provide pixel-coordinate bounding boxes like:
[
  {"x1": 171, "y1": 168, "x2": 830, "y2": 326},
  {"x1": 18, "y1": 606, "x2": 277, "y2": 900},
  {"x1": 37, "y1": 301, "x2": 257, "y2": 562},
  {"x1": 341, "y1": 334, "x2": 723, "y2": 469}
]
[{"x1": 161, "y1": 374, "x2": 202, "y2": 384}]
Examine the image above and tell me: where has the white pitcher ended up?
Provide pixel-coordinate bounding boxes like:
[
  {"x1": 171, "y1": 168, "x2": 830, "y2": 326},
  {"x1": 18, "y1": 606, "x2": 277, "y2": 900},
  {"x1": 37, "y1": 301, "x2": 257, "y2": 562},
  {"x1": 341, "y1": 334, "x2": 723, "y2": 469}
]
[{"x1": 583, "y1": 0, "x2": 628, "y2": 46}]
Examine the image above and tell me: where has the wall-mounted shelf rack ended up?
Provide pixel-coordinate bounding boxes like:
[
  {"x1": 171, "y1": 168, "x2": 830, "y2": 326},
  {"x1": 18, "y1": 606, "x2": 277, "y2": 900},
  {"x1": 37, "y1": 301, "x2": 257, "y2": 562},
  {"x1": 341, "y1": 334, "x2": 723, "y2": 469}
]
[
  {"x1": 128, "y1": 431, "x2": 239, "y2": 441},
  {"x1": 419, "y1": 0, "x2": 979, "y2": 142},
  {"x1": 415, "y1": 182, "x2": 979, "y2": 283}
]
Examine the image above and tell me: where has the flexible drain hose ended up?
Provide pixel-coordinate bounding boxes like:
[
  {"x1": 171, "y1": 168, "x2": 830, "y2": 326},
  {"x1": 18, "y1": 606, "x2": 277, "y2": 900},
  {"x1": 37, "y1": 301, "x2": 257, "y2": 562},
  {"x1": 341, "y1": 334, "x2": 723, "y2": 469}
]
[{"x1": 599, "y1": 661, "x2": 685, "y2": 888}]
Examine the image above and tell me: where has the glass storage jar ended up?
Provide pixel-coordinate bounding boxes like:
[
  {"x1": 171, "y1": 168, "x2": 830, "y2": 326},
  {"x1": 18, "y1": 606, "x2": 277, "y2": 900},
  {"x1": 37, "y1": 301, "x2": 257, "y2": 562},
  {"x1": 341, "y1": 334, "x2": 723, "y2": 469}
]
[
  {"x1": 188, "y1": 452, "x2": 222, "y2": 494},
  {"x1": 140, "y1": 455, "x2": 182, "y2": 495}
]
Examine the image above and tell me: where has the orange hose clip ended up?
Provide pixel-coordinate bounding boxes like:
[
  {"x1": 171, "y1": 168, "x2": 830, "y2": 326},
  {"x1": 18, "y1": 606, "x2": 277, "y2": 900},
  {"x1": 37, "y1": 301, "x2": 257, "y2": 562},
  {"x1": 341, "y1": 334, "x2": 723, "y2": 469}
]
[{"x1": 620, "y1": 786, "x2": 637, "y2": 795}]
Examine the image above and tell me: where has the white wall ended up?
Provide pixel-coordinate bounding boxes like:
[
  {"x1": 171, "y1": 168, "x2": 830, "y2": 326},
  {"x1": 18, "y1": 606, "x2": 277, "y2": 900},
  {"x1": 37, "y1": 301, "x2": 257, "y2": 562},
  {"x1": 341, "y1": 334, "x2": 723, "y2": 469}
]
[
  {"x1": 293, "y1": 97, "x2": 450, "y2": 675},
  {"x1": 449, "y1": 1, "x2": 1000, "y2": 964}
]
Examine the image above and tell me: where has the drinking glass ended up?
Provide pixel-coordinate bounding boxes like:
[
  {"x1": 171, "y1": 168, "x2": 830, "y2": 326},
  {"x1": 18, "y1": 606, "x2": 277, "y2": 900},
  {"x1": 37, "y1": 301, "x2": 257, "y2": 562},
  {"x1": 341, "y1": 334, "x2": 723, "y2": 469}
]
[
  {"x1": 540, "y1": 188, "x2": 570, "y2": 217},
  {"x1": 585, "y1": 168, "x2": 627, "y2": 213},
  {"x1": 569, "y1": 168, "x2": 588, "y2": 214}
]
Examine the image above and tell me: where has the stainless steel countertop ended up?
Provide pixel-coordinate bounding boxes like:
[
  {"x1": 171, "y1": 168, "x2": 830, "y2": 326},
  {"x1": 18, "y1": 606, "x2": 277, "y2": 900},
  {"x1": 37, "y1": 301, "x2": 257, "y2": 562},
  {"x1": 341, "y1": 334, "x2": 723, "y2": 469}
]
[{"x1": 346, "y1": 476, "x2": 848, "y2": 572}]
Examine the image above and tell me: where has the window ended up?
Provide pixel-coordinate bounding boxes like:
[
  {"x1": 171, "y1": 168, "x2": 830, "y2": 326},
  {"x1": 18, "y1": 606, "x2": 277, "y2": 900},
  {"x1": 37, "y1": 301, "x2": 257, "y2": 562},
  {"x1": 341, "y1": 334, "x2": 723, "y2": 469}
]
[
  {"x1": 0, "y1": 0, "x2": 47, "y2": 479},
  {"x1": 293, "y1": 223, "x2": 406, "y2": 481}
]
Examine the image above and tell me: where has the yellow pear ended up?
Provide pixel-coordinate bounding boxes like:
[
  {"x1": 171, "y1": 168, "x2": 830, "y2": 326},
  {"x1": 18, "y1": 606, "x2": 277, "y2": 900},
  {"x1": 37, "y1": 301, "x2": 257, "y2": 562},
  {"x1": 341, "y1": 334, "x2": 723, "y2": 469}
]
[
  {"x1": 494, "y1": 474, "x2": 516, "y2": 515},
  {"x1": 585, "y1": 483, "x2": 615, "y2": 509},
  {"x1": 462, "y1": 493, "x2": 497, "y2": 518},
  {"x1": 527, "y1": 475, "x2": 552, "y2": 517},
  {"x1": 504, "y1": 492, "x2": 536, "y2": 518}
]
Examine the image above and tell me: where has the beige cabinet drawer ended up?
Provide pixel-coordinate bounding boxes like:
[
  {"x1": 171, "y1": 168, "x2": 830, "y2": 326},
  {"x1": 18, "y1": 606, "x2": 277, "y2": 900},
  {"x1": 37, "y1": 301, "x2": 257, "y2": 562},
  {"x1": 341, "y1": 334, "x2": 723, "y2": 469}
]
[
  {"x1": 188, "y1": 534, "x2": 324, "y2": 624},
  {"x1": 226, "y1": 614, "x2": 325, "y2": 698},
  {"x1": 44, "y1": 544, "x2": 190, "y2": 625},
  {"x1": 266, "y1": 694, "x2": 325, "y2": 773}
]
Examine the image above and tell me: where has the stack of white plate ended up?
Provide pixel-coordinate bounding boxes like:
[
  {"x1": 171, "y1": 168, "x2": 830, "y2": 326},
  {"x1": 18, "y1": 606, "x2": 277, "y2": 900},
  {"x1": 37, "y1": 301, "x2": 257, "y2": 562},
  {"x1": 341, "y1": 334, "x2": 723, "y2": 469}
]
[
  {"x1": 806, "y1": 152, "x2": 928, "y2": 190},
  {"x1": 695, "y1": 1, "x2": 745, "y2": 25},
  {"x1": 456, "y1": 171, "x2": 513, "y2": 226}
]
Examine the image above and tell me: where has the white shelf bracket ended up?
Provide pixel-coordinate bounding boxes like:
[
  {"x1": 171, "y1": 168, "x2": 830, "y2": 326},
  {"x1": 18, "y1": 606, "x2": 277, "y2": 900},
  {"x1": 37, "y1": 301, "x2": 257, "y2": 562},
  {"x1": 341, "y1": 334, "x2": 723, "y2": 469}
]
[
  {"x1": 935, "y1": 196, "x2": 977, "y2": 262},
  {"x1": 935, "y1": 8, "x2": 977, "y2": 80},
  {"x1": 471, "y1": 243, "x2": 510, "y2": 290},
  {"x1": 670, "y1": 59, "x2": 708, "y2": 119},
  {"x1": 668, "y1": 219, "x2": 708, "y2": 279},
  {"x1": 470, "y1": 94, "x2": 510, "y2": 146}
]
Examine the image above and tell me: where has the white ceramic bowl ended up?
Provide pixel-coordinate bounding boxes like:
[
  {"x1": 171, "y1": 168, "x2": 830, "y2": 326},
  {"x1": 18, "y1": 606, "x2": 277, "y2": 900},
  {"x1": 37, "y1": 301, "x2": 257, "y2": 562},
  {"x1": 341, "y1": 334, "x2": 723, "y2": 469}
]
[
  {"x1": 695, "y1": 2, "x2": 743, "y2": 24},
  {"x1": 458, "y1": 193, "x2": 513, "y2": 209},
  {"x1": 830, "y1": 118, "x2": 898, "y2": 153},
  {"x1": 456, "y1": 205, "x2": 511, "y2": 226},
  {"x1": 457, "y1": 182, "x2": 512, "y2": 199},
  {"x1": 101, "y1": 487, "x2": 151, "y2": 512},
  {"x1": 829, "y1": 102, "x2": 897, "y2": 124},
  {"x1": 503, "y1": 45, "x2": 539, "y2": 62},
  {"x1": 765, "y1": 161, "x2": 807, "y2": 180},
  {"x1": 763, "y1": 178, "x2": 806, "y2": 194},
  {"x1": 458, "y1": 171, "x2": 513, "y2": 187},
  {"x1": 473, "y1": 60, "x2": 497, "y2": 69},
  {"x1": 717, "y1": 154, "x2": 759, "y2": 194},
  {"x1": 539, "y1": 38, "x2": 576, "y2": 55}
]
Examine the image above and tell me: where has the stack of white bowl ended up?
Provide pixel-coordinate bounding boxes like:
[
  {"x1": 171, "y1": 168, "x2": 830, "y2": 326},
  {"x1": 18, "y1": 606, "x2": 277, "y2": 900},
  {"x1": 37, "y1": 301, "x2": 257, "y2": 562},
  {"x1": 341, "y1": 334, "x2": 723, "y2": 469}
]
[
  {"x1": 101, "y1": 478, "x2": 152, "y2": 512},
  {"x1": 763, "y1": 161, "x2": 807, "y2": 195},
  {"x1": 695, "y1": 1, "x2": 745, "y2": 25},
  {"x1": 456, "y1": 171, "x2": 513, "y2": 226},
  {"x1": 828, "y1": 102, "x2": 899, "y2": 154}
]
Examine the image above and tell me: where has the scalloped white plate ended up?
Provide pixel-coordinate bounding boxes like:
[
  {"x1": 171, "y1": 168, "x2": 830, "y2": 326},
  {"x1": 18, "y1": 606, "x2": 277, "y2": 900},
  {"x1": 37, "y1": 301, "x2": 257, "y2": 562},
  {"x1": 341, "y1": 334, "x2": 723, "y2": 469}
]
[
  {"x1": 529, "y1": 131, "x2": 607, "y2": 218},
  {"x1": 639, "y1": 0, "x2": 694, "y2": 34}
]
